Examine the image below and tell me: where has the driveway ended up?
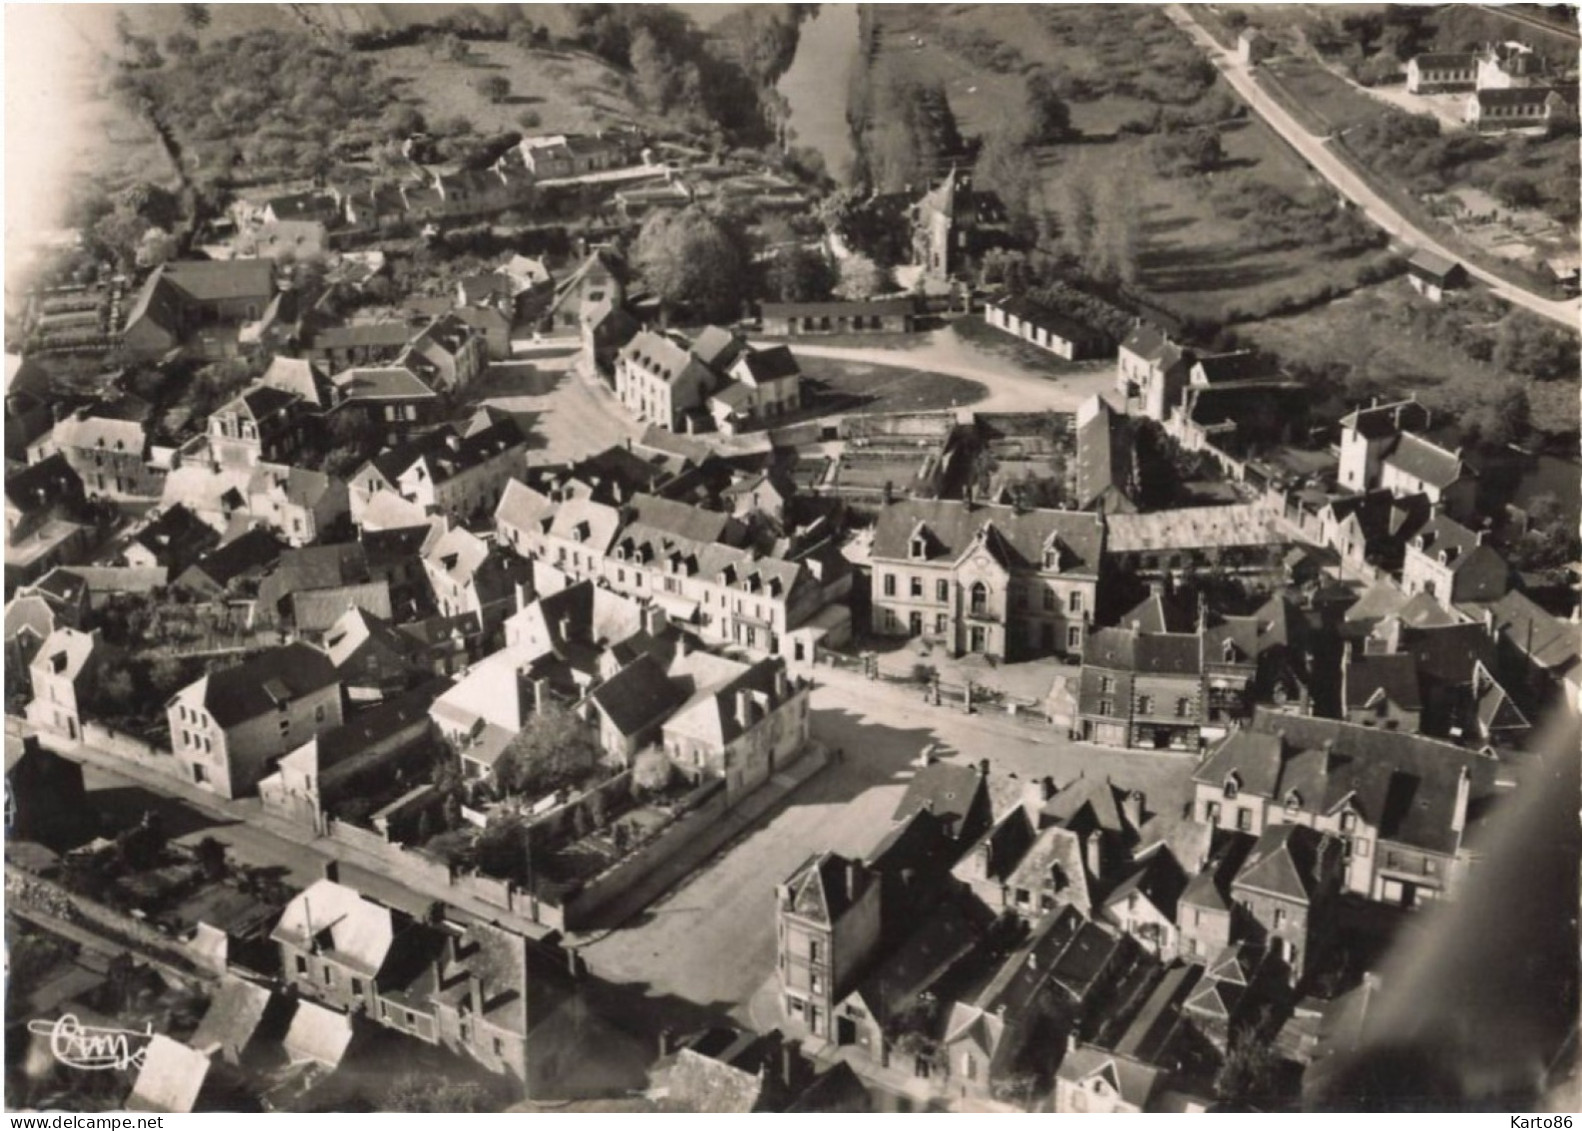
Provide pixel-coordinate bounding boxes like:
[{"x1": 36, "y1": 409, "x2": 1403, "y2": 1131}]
[
  {"x1": 1164, "y1": 4, "x2": 1580, "y2": 329},
  {"x1": 577, "y1": 673, "x2": 1198, "y2": 1022}
]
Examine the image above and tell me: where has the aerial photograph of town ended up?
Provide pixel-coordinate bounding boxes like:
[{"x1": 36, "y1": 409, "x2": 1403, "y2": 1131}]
[{"x1": 2, "y1": 0, "x2": 1578, "y2": 1115}]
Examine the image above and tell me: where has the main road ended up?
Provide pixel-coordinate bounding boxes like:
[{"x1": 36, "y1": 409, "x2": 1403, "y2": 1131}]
[{"x1": 1164, "y1": 4, "x2": 1581, "y2": 331}]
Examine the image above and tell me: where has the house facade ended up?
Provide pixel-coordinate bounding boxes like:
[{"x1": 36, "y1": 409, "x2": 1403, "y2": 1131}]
[
  {"x1": 166, "y1": 643, "x2": 344, "y2": 798},
  {"x1": 761, "y1": 298, "x2": 917, "y2": 336},
  {"x1": 984, "y1": 296, "x2": 1109, "y2": 361},
  {"x1": 25, "y1": 626, "x2": 104, "y2": 742},
  {"x1": 660, "y1": 656, "x2": 811, "y2": 800},
  {"x1": 1401, "y1": 515, "x2": 1510, "y2": 604},
  {"x1": 777, "y1": 853, "x2": 883, "y2": 1041},
  {"x1": 1405, "y1": 52, "x2": 1478, "y2": 93},
  {"x1": 32, "y1": 411, "x2": 162, "y2": 501},
  {"x1": 614, "y1": 330, "x2": 717, "y2": 432},
  {"x1": 1116, "y1": 323, "x2": 1192, "y2": 422},
  {"x1": 868, "y1": 499, "x2": 1104, "y2": 661}
]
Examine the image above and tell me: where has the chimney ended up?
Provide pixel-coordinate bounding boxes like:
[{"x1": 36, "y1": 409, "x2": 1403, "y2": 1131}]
[
  {"x1": 1483, "y1": 606, "x2": 1497, "y2": 639},
  {"x1": 846, "y1": 858, "x2": 861, "y2": 902},
  {"x1": 1084, "y1": 832, "x2": 1103, "y2": 881},
  {"x1": 1148, "y1": 578, "x2": 1164, "y2": 598},
  {"x1": 643, "y1": 602, "x2": 669, "y2": 637},
  {"x1": 1451, "y1": 765, "x2": 1471, "y2": 836},
  {"x1": 774, "y1": 665, "x2": 789, "y2": 700},
  {"x1": 558, "y1": 614, "x2": 573, "y2": 642},
  {"x1": 978, "y1": 759, "x2": 990, "y2": 779},
  {"x1": 533, "y1": 677, "x2": 550, "y2": 715},
  {"x1": 658, "y1": 1028, "x2": 676, "y2": 1057},
  {"x1": 468, "y1": 973, "x2": 483, "y2": 1015},
  {"x1": 1123, "y1": 790, "x2": 1144, "y2": 830},
  {"x1": 736, "y1": 688, "x2": 755, "y2": 730},
  {"x1": 323, "y1": 859, "x2": 340, "y2": 884},
  {"x1": 566, "y1": 945, "x2": 582, "y2": 979},
  {"x1": 1022, "y1": 776, "x2": 1055, "y2": 820},
  {"x1": 780, "y1": 1038, "x2": 803, "y2": 1093}
]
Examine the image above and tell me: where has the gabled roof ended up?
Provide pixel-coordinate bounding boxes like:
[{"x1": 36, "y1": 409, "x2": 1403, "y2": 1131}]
[
  {"x1": 181, "y1": 642, "x2": 338, "y2": 727},
  {"x1": 370, "y1": 418, "x2": 524, "y2": 485},
  {"x1": 893, "y1": 760, "x2": 987, "y2": 831},
  {"x1": 49, "y1": 412, "x2": 146, "y2": 455},
  {"x1": 31, "y1": 626, "x2": 98, "y2": 681},
  {"x1": 587, "y1": 653, "x2": 687, "y2": 738},
  {"x1": 132, "y1": 504, "x2": 218, "y2": 570},
  {"x1": 619, "y1": 330, "x2": 715, "y2": 389},
  {"x1": 1006, "y1": 825, "x2": 1091, "y2": 915},
  {"x1": 782, "y1": 851, "x2": 873, "y2": 924},
  {"x1": 495, "y1": 478, "x2": 555, "y2": 532},
  {"x1": 1344, "y1": 652, "x2": 1422, "y2": 711},
  {"x1": 666, "y1": 1046, "x2": 764, "y2": 1113},
  {"x1": 1043, "y1": 774, "x2": 1140, "y2": 839},
  {"x1": 1074, "y1": 396, "x2": 1135, "y2": 511},
  {"x1": 1105, "y1": 504, "x2": 1274, "y2": 554},
  {"x1": 285, "y1": 680, "x2": 447, "y2": 777},
  {"x1": 1474, "y1": 86, "x2": 1558, "y2": 109},
  {"x1": 1192, "y1": 350, "x2": 1277, "y2": 385},
  {"x1": 271, "y1": 878, "x2": 396, "y2": 974},
  {"x1": 762, "y1": 297, "x2": 917, "y2": 319},
  {"x1": 1232, "y1": 822, "x2": 1331, "y2": 904},
  {"x1": 1055, "y1": 1045, "x2": 1164, "y2": 1108},
  {"x1": 163, "y1": 258, "x2": 275, "y2": 303},
  {"x1": 1119, "y1": 321, "x2": 1189, "y2": 369},
  {"x1": 734, "y1": 345, "x2": 800, "y2": 385},
  {"x1": 1194, "y1": 709, "x2": 1495, "y2": 856},
  {"x1": 126, "y1": 1035, "x2": 210, "y2": 1114},
  {"x1": 871, "y1": 499, "x2": 1104, "y2": 576},
  {"x1": 1405, "y1": 248, "x2": 1461, "y2": 282},
  {"x1": 181, "y1": 526, "x2": 286, "y2": 589},
  {"x1": 1103, "y1": 849, "x2": 1187, "y2": 921},
  {"x1": 269, "y1": 542, "x2": 370, "y2": 593},
  {"x1": 990, "y1": 295, "x2": 1107, "y2": 345},
  {"x1": 663, "y1": 655, "x2": 797, "y2": 749},
  {"x1": 282, "y1": 999, "x2": 355, "y2": 1068},
  {"x1": 689, "y1": 325, "x2": 747, "y2": 371},
  {"x1": 1384, "y1": 432, "x2": 1464, "y2": 489},
  {"x1": 324, "y1": 606, "x2": 423, "y2": 671},
  {"x1": 1459, "y1": 589, "x2": 1579, "y2": 671},
  {"x1": 954, "y1": 806, "x2": 1037, "y2": 885},
  {"x1": 189, "y1": 975, "x2": 284, "y2": 1062}
]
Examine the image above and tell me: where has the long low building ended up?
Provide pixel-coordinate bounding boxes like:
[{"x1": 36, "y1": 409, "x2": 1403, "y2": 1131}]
[
  {"x1": 983, "y1": 295, "x2": 1111, "y2": 361},
  {"x1": 760, "y1": 297, "x2": 919, "y2": 337}
]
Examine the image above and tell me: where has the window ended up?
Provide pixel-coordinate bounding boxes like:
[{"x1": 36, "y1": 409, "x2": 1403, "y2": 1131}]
[
  {"x1": 315, "y1": 704, "x2": 326, "y2": 723},
  {"x1": 910, "y1": 576, "x2": 923, "y2": 598},
  {"x1": 1068, "y1": 625, "x2": 1082, "y2": 649},
  {"x1": 493, "y1": 1037, "x2": 504, "y2": 1057},
  {"x1": 1100, "y1": 676, "x2": 1114, "y2": 695},
  {"x1": 1068, "y1": 591, "x2": 1083, "y2": 614},
  {"x1": 963, "y1": 1053, "x2": 977, "y2": 1081},
  {"x1": 296, "y1": 955, "x2": 308, "y2": 975},
  {"x1": 970, "y1": 582, "x2": 988, "y2": 615},
  {"x1": 323, "y1": 965, "x2": 335, "y2": 987},
  {"x1": 808, "y1": 940, "x2": 821, "y2": 963},
  {"x1": 351, "y1": 977, "x2": 364, "y2": 998},
  {"x1": 936, "y1": 614, "x2": 948, "y2": 633},
  {"x1": 1273, "y1": 907, "x2": 1285, "y2": 929},
  {"x1": 1285, "y1": 791, "x2": 1301, "y2": 815},
  {"x1": 809, "y1": 972, "x2": 823, "y2": 994},
  {"x1": 1204, "y1": 800, "x2": 1221, "y2": 823},
  {"x1": 1424, "y1": 858, "x2": 1437, "y2": 876},
  {"x1": 937, "y1": 579, "x2": 949, "y2": 603},
  {"x1": 1098, "y1": 700, "x2": 1113, "y2": 717},
  {"x1": 1175, "y1": 697, "x2": 1191, "y2": 718},
  {"x1": 1354, "y1": 838, "x2": 1370, "y2": 859},
  {"x1": 883, "y1": 574, "x2": 896, "y2": 597},
  {"x1": 1236, "y1": 808, "x2": 1253, "y2": 832},
  {"x1": 1043, "y1": 589, "x2": 1056, "y2": 611},
  {"x1": 1223, "y1": 775, "x2": 1239, "y2": 799},
  {"x1": 1340, "y1": 811, "x2": 1357, "y2": 833},
  {"x1": 1138, "y1": 696, "x2": 1154, "y2": 715}
]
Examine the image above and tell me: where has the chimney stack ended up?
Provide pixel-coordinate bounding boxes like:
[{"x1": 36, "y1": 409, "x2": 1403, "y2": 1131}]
[
  {"x1": 468, "y1": 973, "x2": 483, "y2": 1015},
  {"x1": 1123, "y1": 790, "x2": 1144, "y2": 831},
  {"x1": 1084, "y1": 832, "x2": 1103, "y2": 881},
  {"x1": 736, "y1": 688, "x2": 755, "y2": 730},
  {"x1": 780, "y1": 1038, "x2": 803, "y2": 1092},
  {"x1": 323, "y1": 859, "x2": 340, "y2": 884},
  {"x1": 1451, "y1": 765, "x2": 1471, "y2": 836},
  {"x1": 774, "y1": 664, "x2": 789, "y2": 700},
  {"x1": 533, "y1": 677, "x2": 550, "y2": 715},
  {"x1": 978, "y1": 758, "x2": 990, "y2": 779},
  {"x1": 846, "y1": 858, "x2": 860, "y2": 902},
  {"x1": 658, "y1": 1028, "x2": 676, "y2": 1058},
  {"x1": 1483, "y1": 606, "x2": 1497, "y2": 639}
]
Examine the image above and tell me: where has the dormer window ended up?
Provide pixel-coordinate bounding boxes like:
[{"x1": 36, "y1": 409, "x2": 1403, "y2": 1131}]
[
  {"x1": 1222, "y1": 639, "x2": 1237, "y2": 662},
  {"x1": 1284, "y1": 789, "x2": 1301, "y2": 813},
  {"x1": 910, "y1": 536, "x2": 927, "y2": 561},
  {"x1": 1223, "y1": 773, "x2": 1240, "y2": 799},
  {"x1": 1340, "y1": 810, "x2": 1357, "y2": 833}
]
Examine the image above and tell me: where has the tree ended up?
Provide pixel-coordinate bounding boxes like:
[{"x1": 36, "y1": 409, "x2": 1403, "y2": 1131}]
[
  {"x1": 499, "y1": 702, "x2": 602, "y2": 797},
  {"x1": 1493, "y1": 311, "x2": 1579, "y2": 381},
  {"x1": 1215, "y1": 1018, "x2": 1280, "y2": 1107},
  {"x1": 164, "y1": 31, "x2": 200, "y2": 59},
  {"x1": 766, "y1": 246, "x2": 836, "y2": 303},
  {"x1": 476, "y1": 75, "x2": 511, "y2": 104},
  {"x1": 135, "y1": 228, "x2": 178, "y2": 270},
  {"x1": 1148, "y1": 128, "x2": 1224, "y2": 177},
  {"x1": 836, "y1": 253, "x2": 888, "y2": 300},
  {"x1": 181, "y1": 3, "x2": 211, "y2": 31},
  {"x1": 388, "y1": 1075, "x2": 491, "y2": 1113},
  {"x1": 633, "y1": 206, "x2": 749, "y2": 323},
  {"x1": 1465, "y1": 378, "x2": 1531, "y2": 449},
  {"x1": 1062, "y1": 177, "x2": 1097, "y2": 265},
  {"x1": 630, "y1": 27, "x2": 675, "y2": 110},
  {"x1": 973, "y1": 128, "x2": 1041, "y2": 233},
  {"x1": 428, "y1": 32, "x2": 469, "y2": 63},
  {"x1": 1024, "y1": 72, "x2": 1072, "y2": 144},
  {"x1": 633, "y1": 748, "x2": 674, "y2": 795},
  {"x1": 193, "y1": 836, "x2": 227, "y2": 881}
]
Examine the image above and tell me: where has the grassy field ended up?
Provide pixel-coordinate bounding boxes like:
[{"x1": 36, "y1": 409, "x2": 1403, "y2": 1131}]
[
  {"x1": 797, "y1": 356, "x2": 987, "y2": 417},
  {"x1": 368, "y1": 40, "x2": 658, "y2": 138},
  {"x1": 1238, "y1": 278, "x2": 1579, "y2": 440},
  {"x1": 862, "y1": 4, "x2": 1388, "y2": 325},
  {"x1": 1258, "y1": 58, "x2": 1395, "y2": 135}
]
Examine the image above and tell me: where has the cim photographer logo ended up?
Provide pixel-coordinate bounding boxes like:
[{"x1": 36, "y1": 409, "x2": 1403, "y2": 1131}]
[{"x1": 26, "y1": 1014, "x2": 154, "y2": 1072}]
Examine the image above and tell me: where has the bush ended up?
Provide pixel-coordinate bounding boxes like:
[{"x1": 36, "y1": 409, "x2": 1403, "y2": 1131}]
[{"x1": 633, "y1": 748, "x2": 675, "y2": 794}]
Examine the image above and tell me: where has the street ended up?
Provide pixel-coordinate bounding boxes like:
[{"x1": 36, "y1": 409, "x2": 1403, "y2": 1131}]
[
  {"x1": 578, "y1": 671, "x2": 1198, "y2": 1026},
  {"x1": 475, "y1": 356, "x2": 643, "y2": 467},
  {"x1": 1163, "y1": 4, "x2": 1581, "y2": 330}
]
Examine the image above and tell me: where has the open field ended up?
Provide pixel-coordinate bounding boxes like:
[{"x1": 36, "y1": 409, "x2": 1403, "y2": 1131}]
[
  {"x1": 797, "y1": 356, "x2": 987, "y2": 417},
  {"x1": 1258, "y1": 57, "x2": 1395, "y2": 134},
  {"x1": 368, "y1": 41, "x2": 658, "y2": 138},
  {"x1": 862, "y1": 4, "x2": 1392, "y2": 325},
  {"x1": 1238, "y1": 277, "x2": 1580, "y2": 440}
]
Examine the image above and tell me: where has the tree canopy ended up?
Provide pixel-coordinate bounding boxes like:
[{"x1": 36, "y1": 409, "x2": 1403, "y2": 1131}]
[
  {"x1": 633, "y1": 206, "x2": 749, "y2": 323},
  {"x1": 499, "y1": 701, "x2": 603, "y2": 797}
]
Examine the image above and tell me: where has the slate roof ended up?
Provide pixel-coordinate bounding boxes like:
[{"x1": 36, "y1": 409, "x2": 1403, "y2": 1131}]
[
  {"x1": 288, "y1": 680, "x2": 446, "y2": 776},
  {"x1": 1340, "y1": 398, "x2": 1431, "y2": 441},
  {"x1": 1384, "y1": 432, "x2": 1463, "y2": 489},
  {"x1": 1179, "y1": 832, "x2": 1256, "y2": 913},
  {"x1": 619, "y1": 330, "x2": 716, "y2": 390},
  {"x1": 189, "y1": 975, "x2": 282, "y2": 1062},
  {"x1": 185, "y1": 642, "x2": 338, "y2": 727},
  {"x1": 181, "y1": 526, "x2": 286, "y2": 589},
  {"x1": 369, "y1": 418, "x2": 524, "y2": 485},
  {"x1": 1005, "y1": 825, "x2": 1092, "y2": 915},
  {"x1": 132, "y1": 504, "x2": 218, "y2": 571},
  {"x1": 1192, "y1": 350, "x2": 1277, "y2": 385},
  {"x1": 782, "y1": 851, "x2": 873, "y2": 924},
  {"x1": 1232, "y1": 822, "x2": 1331, "y2": 903},
  {"x1": 282, "y1": 999, "x2": 355, "y2": 1068},
  {"x1": 163, "y1": 258, "x2": 275, "y2": 303},
  {"x1": 1043, "y1": 774, "x2": 1139, "y2": 838},
  {"x1": 1413, "y1": 52, "x2": 1477, "y2": 69},
  {"x1": 1103, "y1": 849, "x2": 1187, "y2": 921},
  {"x1": 1405, "y1": 248, "x2": 1462, "y2": 282},
  {"x1": 663, "y1": 655, "x2": 797, "y2": 749},
  {"x1": 689, "y1": 325, "x2": 747, "y2": 371},
  {"x1": 1460, "y1": 590, "x2": 1579, "y2": 671},
  {"x1": 666, "y1": 1046, "x2": 764, "y2": 1113},
  {"x1": 269, "y1": 543, "x2": 369, "y2": 593},
  {"x1": 588, "y1": 653, "x2": 687, "y2": 737},
  {"x1": 871, "y1": 499, "x2": 1104, "y2": 576},
  {"x1": 848, "y1": 898, "x2": 985, "y2": 1022},
  {"x1": 1105, "y1": 504, "x2": 1275, "y2": 553},
  {"x1": 271, "y1": 878, "x2": 395, "y2": 974},
  {"x1": 1074, "y1": 398, "x2": 1134, "y2": 511},
  {"x1": 1119, "y1": 321, "x2": 1189, "y2": 368},
  {"x1": 49, "y1": 413, "x2": 147, "y2": 455},
  {"x1": 1056, "y1": 1046, "x2": 1164, "y2": 1109},
  {"x1": 734, "y1": 345, "x2": 801, "y2": 385},
  {"x1": 1083, "y1": 626, "x2": 1202, "y2": 675},
  {"x1": 1194, "y1": 709, "x2": 1495, "y2": 856},
  {"x1": 1345, "y1": 648, "x2": 1421, "y2": 712},
  {"x1": 1474, "y1": 86, "x2": 1558, "y2": 109},
  {"x1": 990, "y1": 295, "x2": 1107, "y2": 346},
  {"x1": 126, "y1": 1035, "x2": 210, "y2": 1114},
  {"x1": 893, "y1": 760, "x2": 987, "y2": 829}
]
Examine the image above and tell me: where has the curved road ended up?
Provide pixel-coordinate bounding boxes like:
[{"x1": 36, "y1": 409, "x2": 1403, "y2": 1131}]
[{"x1": 1165, "y1": 5, "x2": 1581, "y2": 331}]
